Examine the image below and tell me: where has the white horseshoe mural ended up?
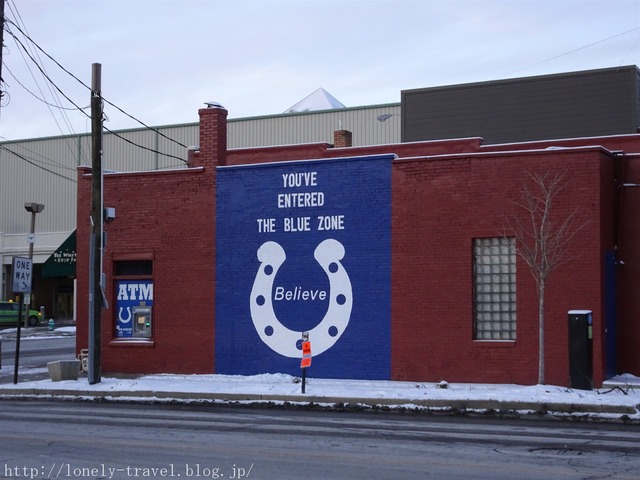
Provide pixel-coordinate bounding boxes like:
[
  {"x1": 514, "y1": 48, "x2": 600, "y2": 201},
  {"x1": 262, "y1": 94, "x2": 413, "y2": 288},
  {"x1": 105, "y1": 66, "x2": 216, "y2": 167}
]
[{"x1": 250, "y1": 239, "x2": 353, "y2": 357}]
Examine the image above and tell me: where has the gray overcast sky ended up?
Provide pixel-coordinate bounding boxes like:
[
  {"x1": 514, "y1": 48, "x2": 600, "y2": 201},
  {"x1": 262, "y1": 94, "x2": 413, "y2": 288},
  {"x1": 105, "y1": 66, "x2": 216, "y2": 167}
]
[{"x1": 1, "y1": 0, "x2": 639, "y2": 140}]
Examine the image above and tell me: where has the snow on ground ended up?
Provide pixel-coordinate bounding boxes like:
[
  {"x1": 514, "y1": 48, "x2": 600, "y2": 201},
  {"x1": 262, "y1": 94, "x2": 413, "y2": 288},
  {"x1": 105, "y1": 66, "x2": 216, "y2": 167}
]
[
  {"x1": 0, "y1": 369, "x2": 638, "y2": 412},
  {"x1": 0, "y1": 325, "x2": 76, "y2": 340},
  {"x1": 1, "y1": 328, "x2": 639, "y2": 419}
]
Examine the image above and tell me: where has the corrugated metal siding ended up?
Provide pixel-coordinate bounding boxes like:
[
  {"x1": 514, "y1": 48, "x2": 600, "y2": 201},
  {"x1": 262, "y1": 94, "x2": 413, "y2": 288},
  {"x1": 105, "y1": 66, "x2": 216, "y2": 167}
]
[
  {"x1": 227, "y1": 104, "x2": 400, "y2": 148},
  {"x1": 154, "y1": 124, "x2": 199, "y2": 168},
  {"x1": 0, "y1": 137, "x2": 79, "y2": 234},
  {"x1": 0, "y1": 104, "x2": 399, "y2": 237},
  {"x1": 101, "y1": 124, "x2": 199, "y2": 171},
  {"x1": 402, "y1": 66, "x2": 640, "y2": 144}
]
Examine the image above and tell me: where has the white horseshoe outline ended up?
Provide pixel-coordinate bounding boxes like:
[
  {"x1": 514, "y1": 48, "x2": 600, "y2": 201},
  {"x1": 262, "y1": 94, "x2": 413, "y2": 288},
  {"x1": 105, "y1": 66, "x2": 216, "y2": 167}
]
[
  {"x1": 118, "y1": 306, "x2": 132, "y2": 324},
  {"x1": 250, "y1": 239, "x2": 353, "y2": 358}
]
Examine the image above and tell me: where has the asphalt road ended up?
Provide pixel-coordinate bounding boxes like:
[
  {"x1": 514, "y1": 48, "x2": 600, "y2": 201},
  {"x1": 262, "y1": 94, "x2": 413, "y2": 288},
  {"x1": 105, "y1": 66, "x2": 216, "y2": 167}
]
[
  {"x1": 0, "y1": 333, "x2": 76, "y2": 384},
  {"x1": 0, "y1": 400, "x2": 639, "y2": 480}
]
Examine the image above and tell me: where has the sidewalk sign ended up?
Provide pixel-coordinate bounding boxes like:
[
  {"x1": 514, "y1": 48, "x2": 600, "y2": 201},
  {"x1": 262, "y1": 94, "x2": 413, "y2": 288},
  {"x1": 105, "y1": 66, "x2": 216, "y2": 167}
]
[
  {"x1": 301, "y1": 332, "x2": 311, "y2": 394},
  {"x1": 300, "y1": 341, "x2": 312, "y2": 368}
]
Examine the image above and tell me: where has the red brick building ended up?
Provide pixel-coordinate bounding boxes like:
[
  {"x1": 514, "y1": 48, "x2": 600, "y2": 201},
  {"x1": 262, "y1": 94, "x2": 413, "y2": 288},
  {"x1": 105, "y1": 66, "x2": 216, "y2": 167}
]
[{"x1": 76, "y1": 105, "x2": 640, "y2": 387}]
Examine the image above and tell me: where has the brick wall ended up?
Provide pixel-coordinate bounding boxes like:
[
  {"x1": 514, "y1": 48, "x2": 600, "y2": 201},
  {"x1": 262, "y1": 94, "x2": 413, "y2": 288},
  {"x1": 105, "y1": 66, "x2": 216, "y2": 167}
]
[
  {"x1": 221, "y1": 137, "x2": 615, "y2": 385},
  {"x1": 391, "y1": 150, "x2": 610, "y2": 385},
  {"x1": 615, "y1": 152, "x2": 640, "y2": 374},
  {"x1": 75, "y1": 106, "x2": 226, "y2": 375},
  {"x1": 76, "y1": 104, "x2": 632, "y2": 386}
]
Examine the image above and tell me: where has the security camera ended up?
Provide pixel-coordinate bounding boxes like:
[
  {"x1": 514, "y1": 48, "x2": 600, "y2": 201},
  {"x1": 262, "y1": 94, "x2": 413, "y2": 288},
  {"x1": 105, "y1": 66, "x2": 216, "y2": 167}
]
[{"x1": 104, "y1": 207, "x2": 116, "y2": 223}]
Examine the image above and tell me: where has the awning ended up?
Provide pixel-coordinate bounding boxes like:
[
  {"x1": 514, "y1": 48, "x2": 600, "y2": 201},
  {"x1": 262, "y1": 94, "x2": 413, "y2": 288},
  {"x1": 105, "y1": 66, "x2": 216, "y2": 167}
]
[{"x1": 42, "y1": 230, "x2": 76, "y2": 278}]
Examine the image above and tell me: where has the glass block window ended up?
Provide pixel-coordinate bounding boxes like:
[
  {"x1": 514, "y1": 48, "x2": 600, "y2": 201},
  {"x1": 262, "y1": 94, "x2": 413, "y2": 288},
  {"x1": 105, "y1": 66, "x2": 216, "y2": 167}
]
[{"x1": 473, "y1": 237, "x2": 516, "y2": 340}]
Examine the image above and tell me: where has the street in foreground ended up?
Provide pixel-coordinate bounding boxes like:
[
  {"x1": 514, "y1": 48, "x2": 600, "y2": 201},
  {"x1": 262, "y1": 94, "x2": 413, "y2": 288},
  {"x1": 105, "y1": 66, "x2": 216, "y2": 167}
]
[{"x1": 0, "y1": 400, "x2": 639, "y2": 480}]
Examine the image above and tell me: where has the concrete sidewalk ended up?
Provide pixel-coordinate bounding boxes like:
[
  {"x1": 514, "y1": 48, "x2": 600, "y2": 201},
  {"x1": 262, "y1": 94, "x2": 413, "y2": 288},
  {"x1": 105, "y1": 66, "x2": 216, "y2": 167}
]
[
  {"x1": 2, "y1": 384, "x2": 637, "y2": 419},
  {"x1": 1, "y1": 326, "x2": 639, "y2": 421},
  {"x1": 0, "y1": 369, "x2": 638, "y2": 422}
]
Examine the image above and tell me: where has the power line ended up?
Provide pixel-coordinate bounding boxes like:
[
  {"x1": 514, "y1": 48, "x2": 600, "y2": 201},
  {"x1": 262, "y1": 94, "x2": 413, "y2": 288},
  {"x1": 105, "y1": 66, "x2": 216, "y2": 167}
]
[
  {"x1": 0, "y1": 144, "x2": 77, "y2": 182},
  {"x1": 4, "y1": 23, "x2": 187, "y2": 164},
  {"x1": 103, "y1": 125, "x2": 188, "y2": 164},
  {"x1": 502, "y1": 27, "x2": 640, "y2": 78},
  {"x1": 2, "y1": 34, "x2": 90, "y2": 166},
  {"x1": 2, "y1": 61, "x2": 80, "y2": 111},
  {"x1": 4, "y1": 21, "x2": 95, "y2": 168},
  {"x1": 5, "y1": 0, "x2": 91, "y2": 163},
  {"x1": 6, "y1": 0, "x2": 80, "y2": 138},
  {"x1": 4, "y1": 24, "x2": 90, "y2": 118},
  {"x1": 3, "y1": 17, "x2": 189, "y2": 151},
  {"x1": 0, "y1": 135, "x2": 79, "y2": 171},
  {"x1": 101, "y1": 96, "x2": 188, "y2": 150}
]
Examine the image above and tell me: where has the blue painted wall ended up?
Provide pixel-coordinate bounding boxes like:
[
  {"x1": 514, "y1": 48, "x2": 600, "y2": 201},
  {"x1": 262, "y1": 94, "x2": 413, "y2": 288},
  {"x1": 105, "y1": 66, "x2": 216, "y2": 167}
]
[{"x1": 216, "y1": 155, "x2": 393, "y2": 379}]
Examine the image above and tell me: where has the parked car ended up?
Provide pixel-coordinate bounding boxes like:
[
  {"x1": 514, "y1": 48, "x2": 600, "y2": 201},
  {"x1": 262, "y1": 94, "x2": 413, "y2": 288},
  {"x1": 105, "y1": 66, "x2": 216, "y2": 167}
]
[{"x1": 0, "y1": 301, "x2": 42, "y2": 327}]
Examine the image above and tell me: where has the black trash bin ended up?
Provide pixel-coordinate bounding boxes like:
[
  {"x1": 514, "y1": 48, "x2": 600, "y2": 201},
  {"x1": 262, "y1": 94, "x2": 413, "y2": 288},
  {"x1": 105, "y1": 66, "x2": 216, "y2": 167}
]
[{"x1": 568, "y1": 310, "x2": 593, "y2": 390}]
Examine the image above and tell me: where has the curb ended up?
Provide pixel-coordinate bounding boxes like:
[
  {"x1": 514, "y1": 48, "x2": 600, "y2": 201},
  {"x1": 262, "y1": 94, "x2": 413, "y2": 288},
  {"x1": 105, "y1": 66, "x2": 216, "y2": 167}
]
[{"x1": 0, "y1": 387, "x2": 636, "y2": 418}]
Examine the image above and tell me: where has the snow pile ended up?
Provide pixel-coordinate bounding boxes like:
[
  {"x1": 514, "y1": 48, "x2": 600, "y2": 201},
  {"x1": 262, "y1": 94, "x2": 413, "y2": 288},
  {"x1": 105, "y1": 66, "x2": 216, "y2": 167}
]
[
  {"x1": 1, "y1": 328, "x2": 638, "y2": 419},
  {"x1": 0, "y1": 371, "x2": 637, "y2": 414}
]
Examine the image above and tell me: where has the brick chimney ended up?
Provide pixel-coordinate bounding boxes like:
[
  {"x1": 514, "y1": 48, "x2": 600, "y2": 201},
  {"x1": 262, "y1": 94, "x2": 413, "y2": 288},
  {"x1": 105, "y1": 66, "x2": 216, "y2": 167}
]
[
  {"x1": 334, "y1": 129, "x2": 353, "y2": 148},
  {"x1": 195, "y1": 103, "x2": 228, "y2": 167}
]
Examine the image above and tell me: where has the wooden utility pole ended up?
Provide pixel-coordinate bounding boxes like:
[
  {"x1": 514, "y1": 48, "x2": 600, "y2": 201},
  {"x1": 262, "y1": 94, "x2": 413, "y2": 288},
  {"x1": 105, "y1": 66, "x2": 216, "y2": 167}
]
[
  {"x1": 0, "y1": 0, "x2": 5, "y2": 107},
  {"x1": 88, "y1": 63, "x2": 103, "y2": 384}
]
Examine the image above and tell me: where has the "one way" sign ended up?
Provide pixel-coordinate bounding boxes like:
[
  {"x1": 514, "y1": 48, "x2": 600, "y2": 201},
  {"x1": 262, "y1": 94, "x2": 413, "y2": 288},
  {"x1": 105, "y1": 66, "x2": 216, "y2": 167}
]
[{"x1": 12, "y1": 257, "x2": 32, "y2": 294}]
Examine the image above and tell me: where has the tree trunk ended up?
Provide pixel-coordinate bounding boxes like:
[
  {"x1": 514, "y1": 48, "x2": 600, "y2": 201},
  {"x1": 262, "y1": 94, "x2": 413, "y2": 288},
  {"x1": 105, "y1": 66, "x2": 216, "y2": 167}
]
[{"x1": 538, "y1": 279, "x2": 545, "y2": 384}]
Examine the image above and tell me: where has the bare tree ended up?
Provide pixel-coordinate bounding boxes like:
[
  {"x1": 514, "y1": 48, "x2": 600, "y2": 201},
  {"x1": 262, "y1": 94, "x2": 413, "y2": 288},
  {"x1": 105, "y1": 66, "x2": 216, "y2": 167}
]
[{"x1": 505, "y1": 170, "x2": 587, "y2": 384}]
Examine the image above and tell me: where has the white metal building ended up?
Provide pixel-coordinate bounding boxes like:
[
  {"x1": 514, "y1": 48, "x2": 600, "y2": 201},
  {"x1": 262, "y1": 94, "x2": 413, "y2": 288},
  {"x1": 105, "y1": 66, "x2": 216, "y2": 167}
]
[{"x1": 0, "y1": 102, "x2": 400, "y2": 317}]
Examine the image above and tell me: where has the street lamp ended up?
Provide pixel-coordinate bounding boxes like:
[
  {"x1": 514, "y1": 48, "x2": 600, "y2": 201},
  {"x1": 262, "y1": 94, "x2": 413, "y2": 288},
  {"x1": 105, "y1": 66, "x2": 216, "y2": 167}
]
[
  {"x1": 24, "y1": 202, "x2": 45, "y2": 262},
  {"x1": 24, "y1": 202, "x2": 44, "y2": 324},
  {"x1": 14, "y1": 202, "x2": 44, "y2": 383},
  {"x1": 377, "y1": 113, "x2": 400, "y2": 123}
]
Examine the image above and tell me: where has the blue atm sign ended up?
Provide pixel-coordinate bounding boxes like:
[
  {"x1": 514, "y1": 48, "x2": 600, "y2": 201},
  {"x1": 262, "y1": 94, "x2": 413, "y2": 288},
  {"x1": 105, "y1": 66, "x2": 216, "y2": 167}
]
[
  {"x1": 216, "y1": 155, "x2": 393, "y2": 379},
  {"x1": 115, "y1": 280, "x2": 153, "y2": 338}
]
